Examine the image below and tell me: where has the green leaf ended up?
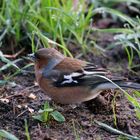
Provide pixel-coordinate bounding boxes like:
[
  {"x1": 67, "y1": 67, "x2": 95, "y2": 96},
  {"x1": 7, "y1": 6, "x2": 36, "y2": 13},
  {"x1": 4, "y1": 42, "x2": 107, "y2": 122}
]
[
  {"x1": 44, "y1": 101, "x2": 50, "y2": 109},
  {"x1": 32, "y1": 115, "x2": 44, "y2": 122},
  {"x1": 92, "y1": 28, "x2": 133, "y2": 34},
  {"x1": 0, "y1": 130, "x2": 19, "y2": 140},
  {"x1": 51, "y1": 111, "x2": 65, "y2": 122},
  {"x1": 38, "y1": 108, "x2": 53, "y2": 113}
]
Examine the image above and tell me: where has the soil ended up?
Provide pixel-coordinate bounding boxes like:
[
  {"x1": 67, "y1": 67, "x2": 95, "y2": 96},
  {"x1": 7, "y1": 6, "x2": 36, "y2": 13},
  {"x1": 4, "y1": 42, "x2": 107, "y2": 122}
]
[
  {"x1": 0, "y1": 49, "x2": 140, "y2": 140},
  {"x1": 0, "y1": 2, "x2": 140, "y2": 140}
]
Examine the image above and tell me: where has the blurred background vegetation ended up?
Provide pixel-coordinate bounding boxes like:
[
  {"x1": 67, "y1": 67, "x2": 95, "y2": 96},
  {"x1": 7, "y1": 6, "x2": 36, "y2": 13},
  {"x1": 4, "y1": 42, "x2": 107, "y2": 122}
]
[{"x1": 0, "y1": 0, "x2": 140, "y2": 70}]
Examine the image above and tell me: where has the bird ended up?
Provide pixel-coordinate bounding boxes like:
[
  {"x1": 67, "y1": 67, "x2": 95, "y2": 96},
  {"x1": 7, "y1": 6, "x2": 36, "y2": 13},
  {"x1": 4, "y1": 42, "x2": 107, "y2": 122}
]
[{"x1": 29, "y1": 48, "x2": 140, "y2": 104}]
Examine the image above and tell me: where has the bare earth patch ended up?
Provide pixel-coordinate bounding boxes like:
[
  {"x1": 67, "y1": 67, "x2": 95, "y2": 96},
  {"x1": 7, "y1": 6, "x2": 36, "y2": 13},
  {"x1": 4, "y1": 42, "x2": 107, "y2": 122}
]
[{"x1": 0, "y1": 73, "x2": 140, "y2": 140}]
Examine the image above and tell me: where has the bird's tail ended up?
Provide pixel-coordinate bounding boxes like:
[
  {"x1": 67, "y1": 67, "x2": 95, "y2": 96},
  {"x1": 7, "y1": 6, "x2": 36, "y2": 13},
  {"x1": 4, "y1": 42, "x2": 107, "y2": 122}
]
[
  {"x1": 115, "y1": 81, "x2": 140, "y2": 89},
  {"x1": 96, "y1": 81, "x2": 140, "y2": 90}
]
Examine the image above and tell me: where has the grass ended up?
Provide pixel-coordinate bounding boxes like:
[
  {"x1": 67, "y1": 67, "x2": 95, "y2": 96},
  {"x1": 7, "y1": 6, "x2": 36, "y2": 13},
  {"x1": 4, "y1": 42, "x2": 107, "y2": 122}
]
[
  {"x1": 92, "y1": 7, "x2": 140, "y2": 68},
  {"x1": 0, "y1": 0, "x2": 140, "y2": 139},
  {"x1": 95, "y1": 120, "x2": 140, "y2": 140},
  {"x1": 0, "y1": 129, "x2": 18, "y2": 140},
  {"x1": 0, "y1": 0, "x2": 139, "y2": 72},
  {"x1": 0, "y1": 0, "x2": 94, "y2": 85},
  {"x1": 111, "y1": 91, "x2": 119, "y2": 127},
  {"x1": 93, "y1": 74, "x2": 140, "y2": 121},
  {"x1": 0, "y1": 0, "x2": 140, "y2": 67},
  {"x1": 24, "y1": 119, "x2": 31, "y2": 140},
  {"x1": 0, "y1": 120, "x2": 31, "y2": 140},
  {"x1": 0, "y1": 0, "x2": 93, "y2": 52}
]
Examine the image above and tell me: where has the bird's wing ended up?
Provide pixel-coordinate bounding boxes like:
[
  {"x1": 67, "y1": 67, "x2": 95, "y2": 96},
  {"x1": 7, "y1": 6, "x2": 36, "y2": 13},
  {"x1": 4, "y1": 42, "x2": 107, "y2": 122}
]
[
  {"x1": 42, "y1": 62, "x2": 121, "y2": 88},
  {"x1": 54, "y1": 64, "x2": 110, "y2": 87}
]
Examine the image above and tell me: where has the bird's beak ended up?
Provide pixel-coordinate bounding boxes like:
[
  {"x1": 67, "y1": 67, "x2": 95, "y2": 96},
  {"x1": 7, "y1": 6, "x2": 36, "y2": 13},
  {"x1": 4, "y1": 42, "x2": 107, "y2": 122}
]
[{"x1": 27, "y1": 53, "x2": 36, "y2": 61}]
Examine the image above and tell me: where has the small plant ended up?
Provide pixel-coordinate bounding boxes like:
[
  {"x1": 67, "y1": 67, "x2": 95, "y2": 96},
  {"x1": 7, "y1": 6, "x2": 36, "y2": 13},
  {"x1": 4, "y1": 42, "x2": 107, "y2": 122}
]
[{"x1": 32, "y1": 101, "x2": 65, "y2": 123}]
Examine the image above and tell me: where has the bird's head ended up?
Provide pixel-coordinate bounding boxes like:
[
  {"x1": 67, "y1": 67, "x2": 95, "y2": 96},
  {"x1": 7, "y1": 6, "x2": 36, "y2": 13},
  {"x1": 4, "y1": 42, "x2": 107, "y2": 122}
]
[{"x1": 28, "y1": 48, "x2": 64, "y2": 69}]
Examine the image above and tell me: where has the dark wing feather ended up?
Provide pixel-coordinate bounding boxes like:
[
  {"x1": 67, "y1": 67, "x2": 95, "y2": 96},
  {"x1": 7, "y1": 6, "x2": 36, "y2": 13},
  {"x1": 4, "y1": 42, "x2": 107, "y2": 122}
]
[
  {"x1": 54, "y1": 63, "x2": 111, "y2": 87},
  {"x1": 42, "y1": 62, "x2": 123, "y2": 88}
]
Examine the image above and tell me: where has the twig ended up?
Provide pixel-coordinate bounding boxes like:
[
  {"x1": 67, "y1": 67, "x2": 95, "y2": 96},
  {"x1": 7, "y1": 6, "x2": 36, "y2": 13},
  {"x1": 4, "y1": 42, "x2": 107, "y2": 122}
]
[
  {"x1": 16, "y1": 109, "x2": 27, "y2": 118},
  {"x1": 4, "y1": 92, "x2": 25, "y2": 99},
  {"x1": 3, "y1": 48, "x2": 25, "y2": 58},
  {"x1": 4, "y1": 85, "x2": 37, "y2": 99},
  {"x1": 95, "y1": 120, "x2": 140, "y2": 140}
]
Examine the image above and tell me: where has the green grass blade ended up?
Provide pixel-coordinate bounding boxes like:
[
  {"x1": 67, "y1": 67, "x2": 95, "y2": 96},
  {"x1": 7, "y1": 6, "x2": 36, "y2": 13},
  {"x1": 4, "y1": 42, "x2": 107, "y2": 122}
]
[{"x1": 0, "y1": 130, "x2": 18, "y2": 140}]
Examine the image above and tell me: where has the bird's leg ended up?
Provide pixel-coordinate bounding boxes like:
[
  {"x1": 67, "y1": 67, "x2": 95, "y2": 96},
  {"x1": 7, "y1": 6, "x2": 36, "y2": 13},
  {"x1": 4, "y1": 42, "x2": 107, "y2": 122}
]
[
  {"x1": 84, "y1": 95, "x2": 110, "y2": 113},
  {"x1": 94, "y1": 94, "x2": 108, "y2": 106}
]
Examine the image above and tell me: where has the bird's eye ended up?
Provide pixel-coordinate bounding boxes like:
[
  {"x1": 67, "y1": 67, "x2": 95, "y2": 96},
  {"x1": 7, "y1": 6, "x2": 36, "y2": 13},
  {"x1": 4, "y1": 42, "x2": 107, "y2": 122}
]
[{"x1": 34, "y1": 53, "x2": 40, "y2": 59}]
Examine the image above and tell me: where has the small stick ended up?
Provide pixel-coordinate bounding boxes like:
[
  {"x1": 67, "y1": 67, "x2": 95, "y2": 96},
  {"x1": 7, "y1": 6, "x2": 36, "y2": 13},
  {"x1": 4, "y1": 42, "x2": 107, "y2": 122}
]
[
  {"x1": 3, "y1": 85, "x2": 37, "y2": 99},
  {"x1": 16, "y1": 109, "x2": 27, "y2": 118},
  {"x1": 3, "y1": 48, "x2": 25, "y2": 58},
  {"x1": 95, "y1": 120, "x2": 140, "y2": 140}
]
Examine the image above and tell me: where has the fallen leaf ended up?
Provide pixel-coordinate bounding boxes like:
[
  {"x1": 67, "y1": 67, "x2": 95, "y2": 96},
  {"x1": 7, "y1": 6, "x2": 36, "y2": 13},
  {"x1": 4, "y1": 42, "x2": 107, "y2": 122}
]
[
  {"x1": 0, "y1": 98, "x2": 9, "y2": 103},
  {"x1": 28, "y1": 93, "x2": 36, "y2": 99}
]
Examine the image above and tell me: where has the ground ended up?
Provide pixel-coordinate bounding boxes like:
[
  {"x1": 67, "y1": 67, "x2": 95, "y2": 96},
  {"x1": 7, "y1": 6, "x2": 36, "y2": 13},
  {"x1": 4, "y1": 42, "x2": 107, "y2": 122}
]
[
  {"x1": 0, "y1": 2, "x2": 140, "y2": 139},
  {"x1": 0, "y1": 50, "x2": 140, "y2": 140}
]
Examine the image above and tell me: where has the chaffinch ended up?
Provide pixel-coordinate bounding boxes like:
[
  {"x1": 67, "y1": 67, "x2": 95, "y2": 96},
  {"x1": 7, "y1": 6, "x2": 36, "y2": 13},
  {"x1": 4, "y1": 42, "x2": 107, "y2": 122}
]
[{"x1": 30, "y1": 48, "x2": 140, "y2": 104}]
